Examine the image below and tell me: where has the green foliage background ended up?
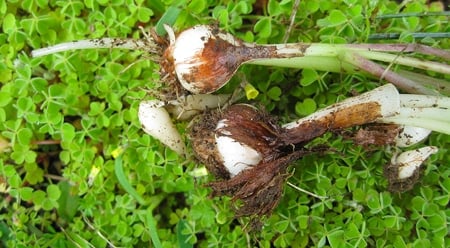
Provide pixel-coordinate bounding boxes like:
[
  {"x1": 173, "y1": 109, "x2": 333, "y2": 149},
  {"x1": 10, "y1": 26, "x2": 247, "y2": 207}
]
[{"x1": 0, "y1": 0, "x2": 449, "y2": 247}]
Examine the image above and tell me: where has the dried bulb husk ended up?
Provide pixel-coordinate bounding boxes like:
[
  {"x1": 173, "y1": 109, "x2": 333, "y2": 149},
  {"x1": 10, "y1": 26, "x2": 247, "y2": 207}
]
[
  {"x1": 188, "y1": 104, "x2": 314, "y2": 224},
  {"x1": 189, "y1": 104, "x2": 283, "y2": 178},
  {"x1": 208, "y1": 150, "x2": 308, "y2": 220},
  {"x1": 215, "y1": 104, "x2": 284, "y2": 175}
]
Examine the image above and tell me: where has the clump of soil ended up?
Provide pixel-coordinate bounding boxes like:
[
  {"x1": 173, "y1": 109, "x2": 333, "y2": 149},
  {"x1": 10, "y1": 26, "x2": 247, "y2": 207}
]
[
  {"x1": 347, "y1": 124, "x2": 401, "y2": 147},
  {"x1": 188, "y1": 108, "x2": 230, "y2": 179},
  {"x1": 383, "y1": 160, "x2": 422, "y2": 193}
]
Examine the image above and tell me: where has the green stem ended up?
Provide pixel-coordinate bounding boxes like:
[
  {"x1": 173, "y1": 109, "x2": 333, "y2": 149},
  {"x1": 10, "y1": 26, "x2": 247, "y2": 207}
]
[
  {"x1": 248, "y1": 56, "x2": 355, "y2": 73},
  {"x1": 397, "y1": 69, "x2": 450, "y2": 95},
  {"x1": 344, "y1": 53, "x2": 438, "y2": 95},
  {"x1": 395, "y1": 107, "x2": 450, "y2": 123},
  {"x1": 375, "y1": 11, "x2": 450, "y2": 19},
  {"x1": 249, "y1": 43, "x2": 448, "y2": 94},
  {"x1": 345, "y1": 43, "x2": 450, "y2": 60},
  {"x1": 357, "y1": 51, "x2": 450, "y2": 75},
  {"x1": 31, "y1": 38, "x2": 159, "y2": 58},
  {"x1": 400, "y1": 94, "x2": 450, "y2": 108},
  {"x1": 379, "y1": 117, "x2": 450, "y2": 135},
  {"x1": 369, "y1": 32, "x2": 450, "y2": 40}
]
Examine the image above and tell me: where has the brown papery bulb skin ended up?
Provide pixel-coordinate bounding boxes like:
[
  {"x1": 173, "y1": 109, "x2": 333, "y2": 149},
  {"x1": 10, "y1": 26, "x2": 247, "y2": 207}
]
[
  {"x1": 189, "y1": 104, "x2": 282, "y2": 179},
  {"x1": 216, "y1": 104, "x2": 282, "y2": 162},
  {"x1": 166, "y1": 25, "x2": 277, "y2": 94},
  {"x1": 189, "y1": 104, "x2": 313, "y2": 224}
]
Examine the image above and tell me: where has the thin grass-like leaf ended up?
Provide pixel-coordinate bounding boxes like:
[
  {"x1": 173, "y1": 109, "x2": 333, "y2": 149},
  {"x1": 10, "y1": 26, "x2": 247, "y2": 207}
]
[
  {"x1": 177, "y1": 220, "x2": 193, "y2": 248},
  {"x1": 114, "y1": 155, "x2": 146, "y2": 205},
  {"x1": 146, "y1": 209, "x2": 163, "y2": 248}
]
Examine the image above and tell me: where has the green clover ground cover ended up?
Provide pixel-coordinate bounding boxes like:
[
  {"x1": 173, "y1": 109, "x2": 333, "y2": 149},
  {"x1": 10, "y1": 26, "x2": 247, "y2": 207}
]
[{"x1": 0, "y1": 0, "x2": 449, "y2": 247}]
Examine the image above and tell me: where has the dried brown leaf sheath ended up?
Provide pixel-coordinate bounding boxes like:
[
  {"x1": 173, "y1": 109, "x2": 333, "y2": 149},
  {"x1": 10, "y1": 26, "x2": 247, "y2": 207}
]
[{"x1": 282, "y1": 102, "x2": 383, "y2": 144}]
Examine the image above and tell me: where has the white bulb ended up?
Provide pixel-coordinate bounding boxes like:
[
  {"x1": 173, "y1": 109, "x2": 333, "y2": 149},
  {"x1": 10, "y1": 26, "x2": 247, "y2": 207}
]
[
  {"x1": 393, "y1": 146, "x2": 438, "y2": 179},
  {"x1": 138, "y1": 100, "x2": 186, "y2": 155},
  {"x1": 169, "y1": 25, "x2": 246, "y2": 94},
  {"x1": 172, "y1": 25, "x2": 212, "y2": 93},
  {"x1": 395, "y1": 126, "x2": 432, "y2": 147},
  {"x1": 215, "y1": 119, "x2": 262, "y2": 177}
]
